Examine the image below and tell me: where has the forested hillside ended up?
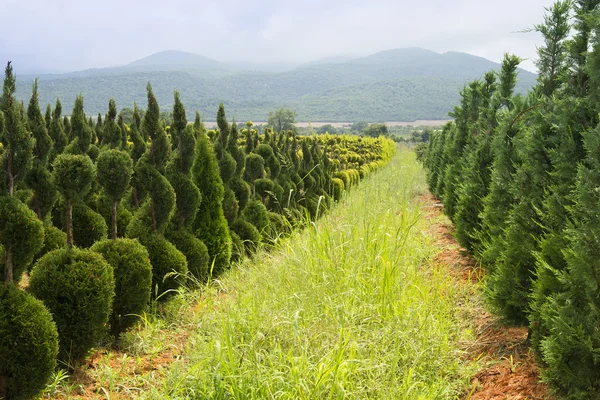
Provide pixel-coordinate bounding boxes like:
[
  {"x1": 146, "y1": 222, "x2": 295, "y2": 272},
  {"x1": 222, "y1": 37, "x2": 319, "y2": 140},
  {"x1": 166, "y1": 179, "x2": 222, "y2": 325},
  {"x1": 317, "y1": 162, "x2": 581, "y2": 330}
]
[
  {"x1": 11, "y1": 48, "x2": 537, "y2": 122},
  {"x1": 422, "y1": 1, "x2": 600, "y2": 398}
]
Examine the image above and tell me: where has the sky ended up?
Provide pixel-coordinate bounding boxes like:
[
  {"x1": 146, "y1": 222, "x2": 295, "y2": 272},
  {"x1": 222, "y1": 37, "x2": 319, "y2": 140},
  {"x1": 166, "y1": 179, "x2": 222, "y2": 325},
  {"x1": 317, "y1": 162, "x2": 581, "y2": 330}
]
[{"x1": 1, "y1": 0, "x2": 557, "y2": 74}]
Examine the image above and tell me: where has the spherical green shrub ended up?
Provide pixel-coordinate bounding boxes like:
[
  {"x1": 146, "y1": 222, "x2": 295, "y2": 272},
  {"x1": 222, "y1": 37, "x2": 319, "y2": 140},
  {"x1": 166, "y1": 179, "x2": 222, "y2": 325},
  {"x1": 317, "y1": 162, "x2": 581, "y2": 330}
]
[
  {"x1": 32, "y1": 225, "x2": 67, "y2": 268},
  {"x1": 29, "y1": 247, "x2": 115, "y2": 364},
  {"x1": 91, "y1": 239, "x2": 152, "y2": 338},
  {"x1": 166, "y1": 229, "x2": 209, "y2": 283},
  {"x1": 0, "y1": 284, "x2": 59, "y2": 400},
  {"x1": 72, "y1": 203, "x2": 108, "y2": 248},
  {"x1": 244, "y1": 153, "x2": 265, "y2": 182},
  {"x1": 231, "y1": 219, "x2": 261, "y2": 256},
  {"x1": 241, "y1": 200, "x2": 270, "y2": 235},
  {"x1": 0, "y1": 196, "x2": 44, "y2": 283},
  {"x1": 140, "y1": 234, "x2": 187, "y2": 299}
]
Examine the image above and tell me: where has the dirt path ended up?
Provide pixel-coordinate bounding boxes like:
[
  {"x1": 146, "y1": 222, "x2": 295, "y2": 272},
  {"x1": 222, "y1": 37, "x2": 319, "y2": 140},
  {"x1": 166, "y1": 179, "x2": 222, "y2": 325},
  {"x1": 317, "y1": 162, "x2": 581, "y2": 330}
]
[{"x1": 420, "y1": 193, "x2": 553, "y2": 400}]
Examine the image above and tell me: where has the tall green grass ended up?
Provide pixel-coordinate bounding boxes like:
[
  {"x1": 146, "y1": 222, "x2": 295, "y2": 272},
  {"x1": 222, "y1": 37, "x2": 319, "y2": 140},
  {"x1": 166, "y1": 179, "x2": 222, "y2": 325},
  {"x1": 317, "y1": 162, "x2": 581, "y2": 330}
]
[{"x1": 152, "y1": 148, "x2": 474, "y2": 399}]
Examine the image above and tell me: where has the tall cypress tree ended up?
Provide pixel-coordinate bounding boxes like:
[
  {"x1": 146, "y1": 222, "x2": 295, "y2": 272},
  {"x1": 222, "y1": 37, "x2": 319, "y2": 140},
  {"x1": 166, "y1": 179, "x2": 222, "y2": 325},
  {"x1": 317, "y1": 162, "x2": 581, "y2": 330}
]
[
  {"x1": 165, "y1": 92, "x2": 209, "y2": 280},
  {"x1": 26, "y1": 79, "x2": 57, "y2": 222},
  {"x1": 127, "y1": 84, "x2": 187, "y2": 297},
  {"x1": 192, "y1": 127, "x2": 232, "y2": 274}
]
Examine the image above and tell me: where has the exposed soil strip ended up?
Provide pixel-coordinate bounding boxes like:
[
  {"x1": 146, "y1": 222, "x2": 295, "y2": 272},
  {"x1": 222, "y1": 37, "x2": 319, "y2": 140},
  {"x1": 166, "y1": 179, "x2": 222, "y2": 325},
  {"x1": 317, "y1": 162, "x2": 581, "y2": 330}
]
[{"x1": 420, "y1": 193, "x2": 553, "y2": 400}]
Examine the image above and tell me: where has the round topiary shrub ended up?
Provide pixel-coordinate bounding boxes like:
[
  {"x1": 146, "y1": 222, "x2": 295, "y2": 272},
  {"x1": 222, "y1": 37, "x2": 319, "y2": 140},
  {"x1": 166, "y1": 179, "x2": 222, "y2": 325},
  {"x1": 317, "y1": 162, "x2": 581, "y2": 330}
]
[
  {"x1": 0, "y1": 196, "x2": 45, "y2": 283},
  {"x1": 29, "y1": 247, "x2": 115, "y2": 365},
  {"x1": 139, "y1": 234, "x2": 187, "y2": 300},
  {"x1": 241, "y1": 200, "x2": 270, "y2": 236},
  {"x1": 91, "y1": 239, "x2": 152, "y2": 338},
  {"x1": 231, "y1": 219, "x2": 261, "y2": 256},
  {"x1": 72, "y1": 203, "x2": 108, "y2": 248},
  {"x1": 0, "y1": 284, "x2": 59, "y2": 400},
  {"x1": 166, "y1": 229, "x2": 209, "y2": 283},
  {"x1": 31, "y1": 225, "x2": 67, "y2": 270}
]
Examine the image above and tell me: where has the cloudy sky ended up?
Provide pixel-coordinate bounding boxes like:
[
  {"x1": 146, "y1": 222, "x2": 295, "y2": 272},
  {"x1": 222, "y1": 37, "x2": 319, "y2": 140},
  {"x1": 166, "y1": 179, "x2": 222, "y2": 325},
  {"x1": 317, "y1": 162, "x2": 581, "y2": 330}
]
[{"x1": 1, "y1": 0, "x2": 556, "y2": 73}]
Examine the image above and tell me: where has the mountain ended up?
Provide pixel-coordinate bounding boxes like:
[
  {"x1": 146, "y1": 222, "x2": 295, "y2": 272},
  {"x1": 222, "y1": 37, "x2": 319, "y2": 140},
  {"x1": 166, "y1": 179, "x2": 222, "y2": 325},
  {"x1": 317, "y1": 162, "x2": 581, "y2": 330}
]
[
  {"x1": 12, "y1": 48, "x2": 538, "y2": 122},
  {"x1": 126, "y1": 50, "x2": 225, "y2": 71}
]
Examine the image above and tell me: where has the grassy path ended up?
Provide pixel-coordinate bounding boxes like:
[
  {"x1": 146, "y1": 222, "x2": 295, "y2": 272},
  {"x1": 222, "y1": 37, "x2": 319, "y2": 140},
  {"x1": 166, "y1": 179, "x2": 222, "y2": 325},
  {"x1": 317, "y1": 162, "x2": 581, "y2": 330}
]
[
  {"x1": 149, "y1": 149, "x2": 476, "y2": 399},
  {"x1": 46, "y1": 148, "x2": 482, "y2": 399}
]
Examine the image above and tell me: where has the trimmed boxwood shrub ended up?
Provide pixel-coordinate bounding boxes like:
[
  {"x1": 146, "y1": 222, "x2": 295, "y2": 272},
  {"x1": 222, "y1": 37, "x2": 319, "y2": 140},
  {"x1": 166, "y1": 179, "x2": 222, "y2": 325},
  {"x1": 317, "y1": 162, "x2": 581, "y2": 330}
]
[
  {"x1": 29, "y1": 247, "x2": 115, "y2": 365},
  {"x1": 241, "y1": 200, "x2": 270, "y2": 236},
  {"x1": 0, "y1": 196, "x2": 44, "y2": 283},
  {"x1": 0, "y1": 284, "x2": 59, "y2": 400},
  {"x1": 31, "y1": 225, "x2": 67, "y2": 268},
  {"x1": 72, "y1": 203, "x2": 108, "y2": 248},
  {"x1": 139, "y1": 234, "x2": 187, "y2": 299},
  {"x1": 166, "y1": 228, "x2": 209, "y2": 283},
  {"x1": 91, "y1": 239, "x2": 152, "y2": 338},
  {"x1": 231, "y1": 219, "x2": 261, "y2": 256}
]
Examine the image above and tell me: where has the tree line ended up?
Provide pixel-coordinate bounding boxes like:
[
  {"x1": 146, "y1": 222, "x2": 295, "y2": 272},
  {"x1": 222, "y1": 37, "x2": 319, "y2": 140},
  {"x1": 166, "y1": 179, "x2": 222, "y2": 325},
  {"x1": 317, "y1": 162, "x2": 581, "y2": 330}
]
[
  {"x1": 0, "y1": 62, "x2": 395, "y2": 400},
  {"x1": 422, "y1": 1, "x2": 600, "y2": 397}
]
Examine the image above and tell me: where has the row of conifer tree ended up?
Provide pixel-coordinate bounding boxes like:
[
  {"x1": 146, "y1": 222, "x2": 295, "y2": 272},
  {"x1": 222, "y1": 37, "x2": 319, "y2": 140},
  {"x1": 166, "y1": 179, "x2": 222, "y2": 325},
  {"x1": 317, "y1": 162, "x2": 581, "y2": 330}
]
[
  {"x1": 422, "y1": 1, "x2": 600, "y2": 398},
  {"x1": 0, "y1": 60, "x2": 394, "y2": 400}
]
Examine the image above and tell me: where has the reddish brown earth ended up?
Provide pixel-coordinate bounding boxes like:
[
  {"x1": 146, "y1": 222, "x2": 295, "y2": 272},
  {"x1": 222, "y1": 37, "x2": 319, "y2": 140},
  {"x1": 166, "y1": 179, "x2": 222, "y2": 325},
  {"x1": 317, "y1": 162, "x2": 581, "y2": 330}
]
[{"x1": 420, "y1": 193, "x2": 553, "y2": 400}]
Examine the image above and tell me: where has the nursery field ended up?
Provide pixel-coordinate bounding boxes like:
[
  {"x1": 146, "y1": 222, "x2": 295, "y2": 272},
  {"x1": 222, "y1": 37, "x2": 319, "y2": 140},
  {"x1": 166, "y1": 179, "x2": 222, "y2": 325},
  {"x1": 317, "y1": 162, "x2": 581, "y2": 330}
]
[{"x1": 42, "y1": 149, "x2": 485, "y2": 399}]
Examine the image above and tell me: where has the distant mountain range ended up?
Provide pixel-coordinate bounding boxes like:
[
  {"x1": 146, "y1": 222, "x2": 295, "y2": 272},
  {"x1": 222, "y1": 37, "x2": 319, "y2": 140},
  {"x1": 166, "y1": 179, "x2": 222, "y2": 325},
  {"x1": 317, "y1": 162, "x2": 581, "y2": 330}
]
[{"x1": 11, "y1": 48, "x2": 538, "y2": 122}]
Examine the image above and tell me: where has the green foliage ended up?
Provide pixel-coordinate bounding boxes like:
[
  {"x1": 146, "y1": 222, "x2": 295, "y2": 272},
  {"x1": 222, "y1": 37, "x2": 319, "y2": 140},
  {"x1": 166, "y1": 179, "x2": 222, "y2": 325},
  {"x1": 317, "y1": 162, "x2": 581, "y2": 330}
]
[
  {"x1": 67, "y1": 95, "x2": 92, "y2": 154},
  {"x1": 71, "y1": 203, "x2": 108, "y2": 248},
  {"x1": 97, "y1": 150, "x2": 133, "y2": 202},
  {"x1": 332, "y1": 178, "x2": 344, "y2": 201},
  {"x1": 91, "y1": 238, "x2": 152, "y2": 337},
  {"x1": 34, "y1": 225, "x2": 66, "y2": 265},
  {"x1": 242, "y1": 200, "x2": 270, "y2": 236},
  {"x1": 192, "y1": 131, "x2": 231, "y2": 274},
  {"x1": 267, "y1": 107, "x2": 296, "y2": 133},
  {"x1": 29, "y1": 247, "x2": 115, "y2": 364},
  {"x1": 138, "y1": 233, "x2": 187, "y2": 299},
  {"x1": 363, "y1": 123, "x2": 389, "y2": 137},
  {"x1": 165, "y1": 228, "x2": 209, "y2": 282},
  {"x1": 102, "y1": 99, "x2": 121, "y2": 148},
  {"x1": 52, "y1": 154, "x2": 95, "y2": 202},
  {"x1": 0, "y1": 196, "x2": 44, "y2": 283},
  {"x1": 0, "y1": 284, "x2": 59, "y2": 400},
  {"x1": 1, "y1": 89, "x2": 34, "y2": 196},
  {"x1": 231, "y1": 218, "x2": 261, "y2": 256}
]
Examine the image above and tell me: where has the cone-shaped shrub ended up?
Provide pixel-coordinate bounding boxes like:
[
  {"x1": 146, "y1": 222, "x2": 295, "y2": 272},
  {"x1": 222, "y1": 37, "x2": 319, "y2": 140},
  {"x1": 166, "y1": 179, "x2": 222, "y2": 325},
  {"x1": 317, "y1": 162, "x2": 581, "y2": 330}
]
[
  {"x1": 0, "y1": 284, "x2": 59, "y2": 400},
  {"x1": 192, "y1": 130, "x2": 231, "y2": 274}
]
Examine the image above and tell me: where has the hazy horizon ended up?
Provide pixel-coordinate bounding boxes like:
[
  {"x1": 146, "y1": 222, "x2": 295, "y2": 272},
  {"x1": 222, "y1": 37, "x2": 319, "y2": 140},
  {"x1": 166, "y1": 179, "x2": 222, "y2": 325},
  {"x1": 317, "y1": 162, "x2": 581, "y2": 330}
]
[{"x1": 2, "y1": 0, "x2": 556, "y2": 74}]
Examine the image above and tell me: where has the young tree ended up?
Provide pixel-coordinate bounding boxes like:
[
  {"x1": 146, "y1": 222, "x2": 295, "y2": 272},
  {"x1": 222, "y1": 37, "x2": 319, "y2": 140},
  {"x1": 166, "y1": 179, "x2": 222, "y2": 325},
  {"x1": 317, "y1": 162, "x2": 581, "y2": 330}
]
[{"x1": 192, "y1": 128, "x2": 232, "y2": 274}]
